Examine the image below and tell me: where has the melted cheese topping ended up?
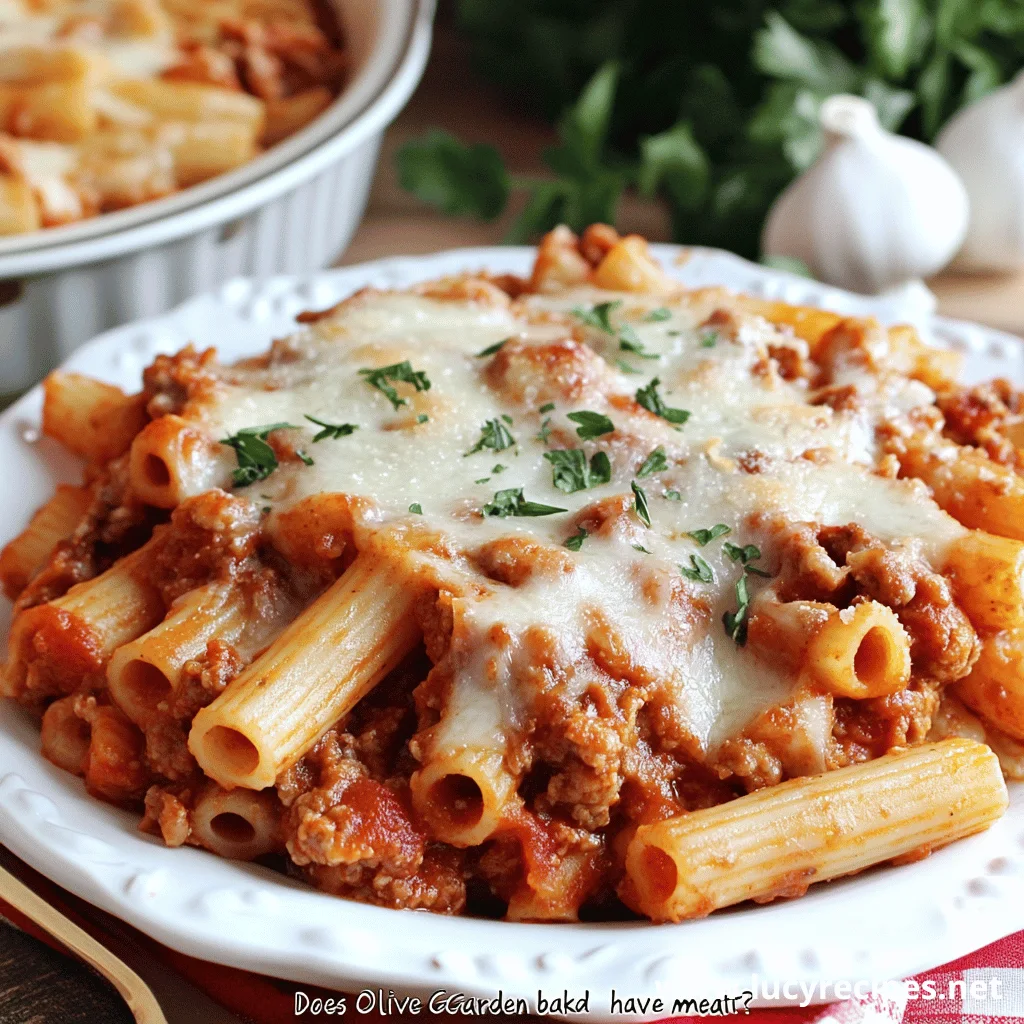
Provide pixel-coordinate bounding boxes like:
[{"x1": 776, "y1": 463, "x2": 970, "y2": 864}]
[
  {"x1": 0, "y1": 1, "x2": 179, "y2": 78},
  {"x1": 193, "y1": 288, "x2": 965, "y2": 758}
]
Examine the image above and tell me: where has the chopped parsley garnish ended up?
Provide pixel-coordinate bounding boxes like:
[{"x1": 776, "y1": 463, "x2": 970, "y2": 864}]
[
  {"x1": 564, "y1": 526, "x2": 589, "y2": 551},
  {"x1": 663, "y1": 489, "x2": 682, "y2": 501},
  {"x1": 724, "y1": 541, "x2": 772, "y2": 577},
  {"x1": 724, "y1": 542, "x2": 761, "y2": 564},
  {"x1": 501, "y1": 414, "x2": 513, "y2": 425},
  {"x1": 408, "y1": 502, "x2": 423, "y2": 514},
  {"x1": 635, "y1": 377, "x2": 690, "y2": 426},
  {"x1": 482, "y1": 487, "x2": 566, "y2": 518},
  {"x1": 304, "y1": 415, "x2": 358, "y2": 442},
  {"x1": 476, "y1": 337, "x2": 510, "y2": 357},
  {"x1": 723, "y1": 575, "x2": 751, "y2": 645},
  {"x1": 539, "y1": 402, "x2": 555, "y2": 414},
  {"x1": 572, "y1": 300, "x2": 621, "y2": 334},
  {"x1": 297, "y1": 450, "x2": 314, "y2": 466},
  {"x1": 358, "y1": 360, "x2": 431, "y2": 410},
  {"x1": 679, "y1": 554, "x2": 714, "y2": 583},
  {"x1": 687, "y1": 524, "x2": 731, "y2": 546},
  {"x1": 616, "y1": 359, "x2": 641, "y2": 375},
  {"x1": 644, "y1": 307, "x2": 672, "y2": 322},
  {"x1": 492, "y1": 463, "x2": 506, "y2": 474},
  {"x1": 220, "y1": 422, "x2": 299, "y2": 487},
  {"x1": 619, "y1": 324, "x2": 658, "y2": 359},
  {"x1": 568, "y1": 410, "x2": 614, "y2": 440},
  {"x1": 475, "y1": 477, "x2": 490, "y2": 485},
  {"x1": 700, "y1": 329, "x2": 719, "y2": 348},
  {"x1": 637, "y1": 446, "x2": 668, "y2": 478},
  {"x1": 631, "y1": 481, "x2": 651, "y2": 527},
  {"x1": 416, "y1": 414, "x2": 429, "y2": 424},
  {"x1": 544, "y1": 448, "x2": 611, "y2": 493},
  {"x1": 633, "y1": 543, "x2": 652, "y2": 554},
  {"x1": 536, "y1": 417, "x2": 553, "y2": 445},
  {"x1": 466, "y1": 418, "x2": 515, "y2": 455}
]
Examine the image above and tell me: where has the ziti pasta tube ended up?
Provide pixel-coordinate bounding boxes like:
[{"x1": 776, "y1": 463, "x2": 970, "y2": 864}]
[
  {"x1": 107, "y1": 581, "x2": 249, "y2": 726},
  {"x1": 189, "y1": 549, "x2": 422, "y2": 790},
  {"x1": 3, "y1": 540, "x2": 164, "y2": 702},
  {"x1": 944, "y1": 531, "x2": 1024, "y2": 632},
  {"x1": 955, "y1": 629, "x2": 1024, "y2": 741},
  {"x1": 622, "y1": 739, "x2": 1007, "y2": 922}
]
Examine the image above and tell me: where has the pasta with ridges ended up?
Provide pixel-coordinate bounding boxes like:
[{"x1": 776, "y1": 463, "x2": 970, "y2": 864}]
[{"x1": 1, "y1": 223, "x2": 1020, "y2": 922}]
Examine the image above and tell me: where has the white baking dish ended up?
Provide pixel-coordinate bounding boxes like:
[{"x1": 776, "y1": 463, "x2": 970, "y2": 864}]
[{"x1": 0, "y1": 0, "x2": 434, "y2": 394}]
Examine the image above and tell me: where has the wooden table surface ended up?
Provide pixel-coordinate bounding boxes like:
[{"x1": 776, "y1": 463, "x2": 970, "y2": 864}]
[{"x1": 6, "y1": 15, "x2": 1024, "y2": 1024}]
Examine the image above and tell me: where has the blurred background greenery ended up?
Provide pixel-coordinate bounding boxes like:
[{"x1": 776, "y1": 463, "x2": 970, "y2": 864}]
[{"x1": 396, "y1": 0, "x2": 1024, "y2": 259}]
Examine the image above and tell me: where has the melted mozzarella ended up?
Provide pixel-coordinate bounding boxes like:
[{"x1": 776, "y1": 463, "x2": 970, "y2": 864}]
[
  {"x1": 0, "y1": 2, "x2": 178, "y2": 76},
  {"x1": 196, "y1": 288, "x2": 965, "y2": 759}
]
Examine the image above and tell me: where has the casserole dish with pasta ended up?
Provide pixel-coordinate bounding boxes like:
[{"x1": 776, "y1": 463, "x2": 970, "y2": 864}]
[
  {"x1": 0, "y1": 226, "x2": 1021, "y2": 928},
  {"x1": 0, "y1": 0, "x2": 431, "y2": 396},
  {"x1": 0, "y1": 0, "x2": 348, "y2": 236}
]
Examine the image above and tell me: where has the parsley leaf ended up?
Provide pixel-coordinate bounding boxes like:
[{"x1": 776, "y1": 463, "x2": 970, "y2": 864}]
[
  {"x1": 616, "y1": 359, "x2": 641, "y2": 374},
  {"x1": 539, "y1": 402, "x2": 555, "y2": 414},
  {"x1": 477, "y1": 338, "x2": 510, "y2": 357},
  {"x1": 568, "y1": 410, "x2": 614, "y2": 439},
  {"x1": 724, "y1": 541, "x2": 772, "y2": 577},
  {"x1": 635, "y1": 377, "x2": 690, "y2": 425},
  {"x1": 631, "y1": 481, "x2": 651, "y2": 527},
  {"x1": 537, "y1": 417, "x2": 553, "y2": 445},
  {"x1": 645, "y1": 307, "x2": 672, "y2": 322},
  {"x1": 564, "y1": 526, "x2": 589, "y2": 551},
  {"x1": 637, "y1": 446, "x2": 668, "y2": 478},
  {"x1": 663, "y1": 489, "x2": 682, "y2": 501},
  {"x1": 544, "y1": 448, "x2": 611, "y2": 493},
  {"x1": 395, "y1": 129, "x2": 509, "y2": 219},
  {"x1": 700, "y1": 328, "x2": 719, "y2": 348},
  {"x1": 492, "y1": 463, "x2": 507, "y2": 474},
  {"x1": 297, "y1": 450, "x2": 314, "y2": 466},
  {"x1": 633, "y1": 542, "x2": 652, "y2": 554},
  {"x1": 619, "y1": 324, "x2": 659, "y2": 359},
  {"x1": 724, "y1": 542, "x2": 761, "y2": 564},
  {"x1": 409, "y1": 502, "x2": 423, "y2": 514},
  {"x1": 305, "y1": 415, "x2": 358, "y2": 442},
  {"x1": 359, "y1": 361, "x2": 431, "y2": 410},
  {"x1": 482, "y1": 487, "x2": 566, "y2": 518},
  {"x1": 572, "y1": 300, "x2": 621, "y2": 334},
  {"x1": 466, "y1": 418, "x2": 516, "y2": 455},
  {"x1": 679, "y1": 554, "x2": 714, "y2": 583},
  {"x1": 220, "y1": 423, "x2": 299, "y2": 487},
  {"x1": 416, "y1": 414, "x2": 429, "y2": 424},
  {"x1": 688, "y1": 524, "x2": 731, "y2": 545},
  {"x1": 723, "y1": 575, "x2": 751, "y2": 645}
]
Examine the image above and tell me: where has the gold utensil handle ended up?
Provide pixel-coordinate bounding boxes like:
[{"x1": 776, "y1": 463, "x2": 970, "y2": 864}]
[{"x1": 0, "y1": 863, "x2": 168, "y2": 1024}]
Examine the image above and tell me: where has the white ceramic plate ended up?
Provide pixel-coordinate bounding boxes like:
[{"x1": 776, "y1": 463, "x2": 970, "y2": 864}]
[{"x1": 1, "y1": 247, "x2": 1023, "y2": 1021}]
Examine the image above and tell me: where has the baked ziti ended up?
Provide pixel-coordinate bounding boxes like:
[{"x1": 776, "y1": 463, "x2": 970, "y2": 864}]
[
  {"x1": 0, "y1": 0, "x2": 346, "y2": 234},
  {"x1": 1, "y1": 226, "x2": 1017, "y2": 922}
]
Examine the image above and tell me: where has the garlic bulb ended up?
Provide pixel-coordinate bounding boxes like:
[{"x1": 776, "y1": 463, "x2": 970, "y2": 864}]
[
  {"x1": 937, "y1": 72, "x2": 1024, "y2": 272},
  {"x1": 762, "y1": 94, "x2": 969, "y2": 294}
]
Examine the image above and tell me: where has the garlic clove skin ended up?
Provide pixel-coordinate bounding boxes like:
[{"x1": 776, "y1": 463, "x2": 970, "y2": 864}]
[
  {"x1": 937, "y1": 71, "x2": 1024, "y2": 273},
  {"x1": 762, "y1": 94, "x2": 969, "y2": 294}
]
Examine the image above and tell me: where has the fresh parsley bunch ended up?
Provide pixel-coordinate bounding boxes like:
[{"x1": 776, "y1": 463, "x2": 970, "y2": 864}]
[{"x1": 398, "y1": 0, "x2": 1024, "y2": 258}]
